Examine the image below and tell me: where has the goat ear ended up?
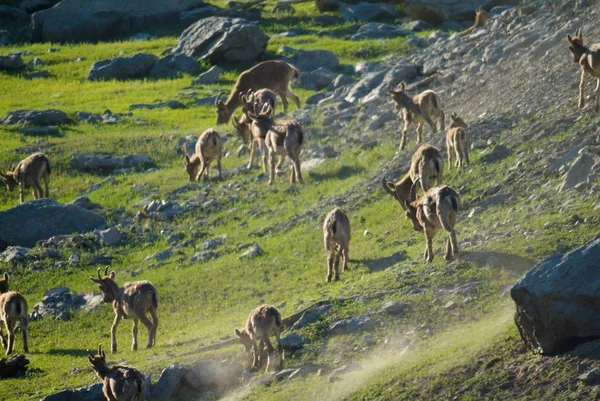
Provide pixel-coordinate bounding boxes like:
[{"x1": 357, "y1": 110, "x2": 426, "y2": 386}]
[
  {"x1": 567, "y1": 34, "x2": 574, "y2": 43},
  {"x1": 184, "y1": 154, "x2": 191, "y2": 164},
  {"x1": 109, "y1": 271, "x2": 115, "y2": 279},
  {"x1": 89, "y1": 277, "x2": 98, "y2": 283},
  {"x1": 3, "y1": 273, "x2": 7, "y2": 281},
  {"x1": 232, "y1": 116, "x2": 239, "y2": 128},
  {"x1": 399, "y1": 81, "x2": 406, "y2": 91},
  {"x1": 247, "y1": 112, "x2": 258, "y2": 122},
  {"x1": 88, "y1": 354, "x2": 94, "y2": 363},
  {"x1": 235, "y1": 328, "x2": 242, "y2": 337}
]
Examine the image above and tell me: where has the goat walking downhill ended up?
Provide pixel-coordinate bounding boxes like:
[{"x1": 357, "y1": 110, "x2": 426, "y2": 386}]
[
  {"x1": 88, "y1": 344, "x2": 146, "y2": 401},
  {"x1": 184, "y1": 128, "x2": 223, "y2": 182},
  {"x1": 446, "y1": 113, "x2": 470, "y2": 168},
  {"x1": 388, "y1": 83, "x2": 445, "y2": 151},
  {"x1": 235, "y1": 305, "x2": 284, "y2": 371},
  {"x1": 567, "y1": 28, "x2": 600, "y2": 112},
  {"x1": 0, "y1": 152, "x2": 50, "y2": 204},
  {"x1": 90, "y1": 267, "x2": 158, "y2": 354},
  {"x1": 0, "y1": 273, "x2": 28, "y2": 355},
  {"x1": 323, "y1": 208, "x2": 351, "y2": 283}
]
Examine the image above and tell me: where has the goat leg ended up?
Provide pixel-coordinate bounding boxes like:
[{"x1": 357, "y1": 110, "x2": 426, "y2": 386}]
[
  {"x1": 131, "y1": 319, "x2": 139, "y2": 351},
  {"x1": 595, "y1": 78, "x2": 600, "y2": 112},
  {"x1": 579, "y1": 69, "x2": 587, "y2": 109}
]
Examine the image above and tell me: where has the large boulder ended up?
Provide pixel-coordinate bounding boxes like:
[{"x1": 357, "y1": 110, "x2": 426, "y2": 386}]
[
  {"x1": 70, "y1": 153, "x2": 153, "y2": 173},
  {"x1": 148, "y1": 54, "x2": 200, "y2": 79},
  {"x1": 0, "y1": 199, "x2": 106, "y2": 249},
  {"x1": 31, "y1": 0, "x2": 206, "y2": 43},
  {"x1": 342, "y1": 2, "x2": 399, "y2": 22},
  {"x1": 0, "y1": 54, "x2": 25, "y2": 71},
  {"x1": 280, "y1": 47, "x2": 339, "y2": 72},
  {"x1": 511, "y1": 236, "x2": 600, "y2": 355},
  {"x1": 403, "y1": 0, "x2": 518, "y2": 24},
  {"x1": 351, "y1": 22, "x2": 411, "y2": 40},
  {"x1": 88, "y1": 54, "x2": 159, "y2": 81},
  {"x1": 0, "y1": 109, "x2": 68, "y2": 126},
  {"x1": 41, "y1": 383, "x2": 104, "y2": 401},
  {"x1": 19, "y1": 0, "x2": 60, "y2": 13},
  {"x1": 0, "y1": 5, "x2": 29, "y2": 20},
  {"x1": 172, "y1": 17, "x2": 268, "y2": 64}
]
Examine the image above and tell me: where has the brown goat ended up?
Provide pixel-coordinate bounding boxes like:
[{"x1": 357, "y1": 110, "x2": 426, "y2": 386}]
[
  {"x1": 247, "y1": 106, "x2": 304, "y2": 185},
  {"x1": 235, "y1": 304, "x2": 284, "y2": 371},
  {"x1": 404, "y1": 181, "x2": 460, "y2": 262},
  {"x1": 567, "y1": 28, "x2": 600, "y2": 112},
  {"x1": 216, "y1": 60, "x2": 300, "y2": 125},
  {"x1": 184, "y1": 128, "x2": 223, "y2": 182},
  {"x1": 323, "y1": 208, "x2": 351, "y2": 283},
  {"x1": 388, "y1": 83, "x2": 445, "y2": 151},
  {"x1": 445, "y1": 113, "x2": 470, "y2": 168},
  {"x1": 88, "y1": 344, "x2": 145, "y2": 401},
  {"x1": 0, "y1": 273, "x2": 28, "y2": 355},
  {"x1": 458, "y1": 7, "x2": 489, "y2": 37},
  {"x1": 90, "y1": 267, "x2": 158, "y2": 354},
  {"x1": 0, "y1": 152, "x2": 50, "y2": 204},
  {"x1": 382, "y1": 144, "x2": 444, "y2": 209}
]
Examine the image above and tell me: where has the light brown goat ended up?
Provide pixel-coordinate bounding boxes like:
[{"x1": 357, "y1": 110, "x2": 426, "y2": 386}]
[
  {"x1": 216, "y1": 60, "x2": 300, "y2": 125},
  {"x1": 235, "y1": 304, "x2": 284, "y2": 371},
  {"x1": 323, "y1": 208, "x2": 351, "y2": 283},
  {"x1": 404, "y1": 181, "x2": 460, "y2": 262},
  {"x1": 0, "y1": 152, "x2": 50, "y2": 204},
  {"x1": 184, "y1": 128, "x2": 223, "y2": 182},
  {"x1": 0, "y1": 273, "x2": 28, "y2": 355},
  {"x1": 382, "y1": 144, "x2": 444, "y2": 209},
  {"x1": 388, "y1": 83, "x2": 445, "y2": 151},
  {"x1": 458, "y1": 7, "x2": 489, "y2": 37},
  {"x1": 88, "y1": 344, "x2": 145, "y2": 401},
  {"x1": 247, "y1": 106, "x2": 304, "y2": 185},
  {"x1": 567, "y1": 28, "x2": 600, "y2": 112},
  {"x1": 90, "y1": 267, "x2": 158, "y2": 354},
  {"x1": 445, "y1": 113, "x2": 470, "y2": 168}
]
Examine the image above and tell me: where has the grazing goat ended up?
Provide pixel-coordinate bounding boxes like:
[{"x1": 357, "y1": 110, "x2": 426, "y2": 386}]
[
  {"x1": 567, "y1": 28, "x2": 600, "y2": 112},
  {"x1": 404, "y1": 181, "x2": 460, "y2": 262},
  {"x1": 458, "y1": 7, "x2": 489, "y2": 37},
  {"x1": 388, "y1": 82, "x2": 445, "y2": 151},
  {"x1": 445, "y1": 113, "x2": 470, "y2": 168},
  {"x1": 382, "y1": 144, "x2": 444, "y2": 209},
  {"x1": 323, "y1": 208, "x2": 351, "y2": 283},
  {"x1": 235, "y1": 304, "x2": 284, "y2": 371},
  {"x1": 247, "y1": 106, "x2": 304, "y2": 185},
  {"x1": 249, "y1": 89, "x2": 278, "y2": 115},
  {"x1": 88, "y1": 344, "x2": 145, "y2": 401},
  {"x1": 0, "y1": 152, "x2": 50, "y2": 204},
  {"x1": 184, "y1": 129, "x2": 222, "y2": 182},
  {"x1": 0, "y1": 273, "x2": 28, "y2": 355},
  {"x1": 215, "y1": 60, "x2": 300, "y2": 125},
  {"x1": 90, "y1": 267, "x2": 158, "y2": 354}
]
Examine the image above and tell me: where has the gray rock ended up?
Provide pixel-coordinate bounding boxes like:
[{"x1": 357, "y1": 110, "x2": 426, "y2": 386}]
[
  {"x1": 367, "y1": 110, "x2": 396, "y2": 131},
  {"x1": 404, "y1": 0, "x2": 518, "y2": 24},
  {"x1": 203, "y1": 237, "x2": 224, "y2": 249},
  {"x1": 328, "y1": 364, "x2": 362, "y2": 383},
  {"x1": 173, "y1": 17, "x2": 268, "y2": 64},
  {"x1": 40, "y1": 383, "x2": 104, "y2": 401},
  {"x1": 314, "y1": 14, "x2": 342, "y2": 27},
  {"x1": 342, "y1": 2, "x2": 399, "y2": 22},
  {"x1": 0, "y1": 199, "x2": 106, "y2": 249},
  {"x1": 480, "y1": 144, "x2": 511, "y2": 164},
  {"x1": 148, "y1": 54, "x2": 200, "y2": 79},
  {"x1": 153, "y1": 364, "x2": 185, "y2": 401},
  {"x1": 129, "y1": 100, "x2": 186, "y2": 110},
  {"x1": 0, "y1": 5, "x2": 29, "y2": 21},
  {"x1": 381, "y1": 301, "x2": 406, "y2": 315},
  {"x1": 70, "y1": 153, "x2": 153, "y2": 173},
  {"x1": 298, "y1": 68, "x2": 337, "y2": 90},
  {"x1": 18, "y1": 125, "x2": 59, "y2": 135},
  {"x1": 559, "y1": 152, "x2": 598, "y2": 193},
  {"x1": 0, "y1": 246, "x2": 30, "y2": 263},
  {"x1": 279, "y1": 333, "x2": 308, "y2": 350},
  {"x1": 403, "y1": 20, "x2": 433, "y2": 32},
  {"x1": 580, "y1": 368, "x2": 600, "y2": 385},
  {"x1": 290, "y1": 304, "x2": 332, "y2": 330},
  {"x1": 483, "y1": 43, "x2": 504, "y2": 64},
  {"x1": 145, "y1": 248, "x2": 172, "y2": 262},
  {"x1": 511, "y1": 236, "x2": 600, "y2": 354},
  {"x1": 329, "y1": 315, "x2": 376, "y2": 335},
  {"x1": 351, "y1": 23, "x2": 411, "y2": 40},
  {"x1": 167, "y1": 233, "x2": 185, "y2": 244},
  {"x1": 282, "y1": 48, "x2": 339, "y2": 72},
  {"x1": 192, "y1": 66, "x2": 221, "y2": 85},
  {"x1": 0, "y1": 30, "x2": 9, "y2": 46},
  {"x1": 183, "y1": 360, "x2": 243, "y2": 391},
  {"x1": 181, "y1": 5, "x2": 218, "y2": 26},
  {"x1": 345, "y1": 69, "x2": 388, "y2": 103},
  {"x1": 32, "y1": 287, "x2": 94, "y2": 321},
  {"x1": 129, "y1": 32, "x2": 156, "y2": 41},
  {"x1": 20, "y1": 0, "x2": 60, "y2": 13},
  {"x1": 31, "y1": 0, "x2": 205, "y2": 42},
  {"x1": 438, "y1": 20, "x2": 463, "y2": 31},
  {"x1": 69, "y1": 196, "x2": 102, "y2": 210},
  {"x1": 329, "y1": 74, "x2": 356, "y2": 90},
  {"x1": 239, "y1": 244, "x2": 264, "y2": 259},
  {"x1": 98, "y1": 227, "x2": 122, "y2": 246},
  {"x1": 0, "y1": 109, "x2": 68, "y2": 126},
  {"x1": 305, "y1": 92, "x2": 331, "y2": 105},
  {"x1": 190, "y1": 250, "x2": 218, "y2": 263},
  {"x1": 88, "y1": 53, "x2": 159, "y2": 81},
  {"x1": 24, "y1": 70, "x2": 51, "y2": 80}
]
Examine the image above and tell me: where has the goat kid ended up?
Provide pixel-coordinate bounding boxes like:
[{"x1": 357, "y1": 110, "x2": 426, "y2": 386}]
[
  {"x1": 323, "y1": 208, "x2": 351, "y2": 283},
  {"x1": 446, "y1": 113, "x2": 470, "y2": 168},
  {"x1": 0, "y1": 273, "x2": 28, "y2": 355},
  {"x1": 567, "y1": 28, "x2": 600, "y2": 112},
  {"x1": 235, "y1": 304, "x2": 284, "y2": 371},
  {"x1": 88, "y1": 344, "x2": 145, "y2": 401},
  {"x1": 0, "y1": 152, "x2": 50, "y2": 204},
  {"x1": 184, "y1": 128, "x2": 223, "y2": 182}
]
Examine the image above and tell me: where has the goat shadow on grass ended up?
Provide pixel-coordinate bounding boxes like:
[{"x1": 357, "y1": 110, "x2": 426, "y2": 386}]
[
  {"x1": 353, "y1": 251, "x2": 408, "y2": 272},
  {"x1": 47, "y1": 348, "x2": 91, "y2": 357},
  {"x1": 459, "y1": 251, "x2": 535, "y2": 275},
  {"x1": 308, "y1": 165, "x2": 366, "y2": 182}
]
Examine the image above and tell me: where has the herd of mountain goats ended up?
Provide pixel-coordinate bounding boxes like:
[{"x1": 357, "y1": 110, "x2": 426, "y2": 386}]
[{"x1": 0, "y1": 9, "x2": 599, "y2": 398}]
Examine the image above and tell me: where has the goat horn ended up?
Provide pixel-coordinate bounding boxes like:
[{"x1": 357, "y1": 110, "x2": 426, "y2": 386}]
[
  {"x1": 215, "y1": 92, "x2": 225, "y2": 106},
  {"x1": 98, "y1": 344, "x2": 102, "y2": 355},
  {"x1": 104, "y1": 266, "x2": 109, "y2": 276},
  {"x1": 97, "y1": 268, "x2": 102, "y2": 280},
  {"x1": 410, "y1": 177, "x2": 421, "y2": 202}
]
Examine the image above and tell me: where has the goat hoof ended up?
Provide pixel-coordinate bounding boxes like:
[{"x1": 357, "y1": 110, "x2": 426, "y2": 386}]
[
  {"x1": 334, "y1": 275, "x2": 340, "y2": 281},
  {"x1": 326, "y1": 276, "x2": 332, "y2": 283}
]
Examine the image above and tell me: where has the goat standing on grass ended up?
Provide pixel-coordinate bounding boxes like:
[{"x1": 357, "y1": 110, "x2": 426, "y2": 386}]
[
  {"x1": 90, "y1": 267, "x2": 158, "y2": 354},
  {"x1": 388, "y1": 82, "x2": 445, "y2": 151},
  {"x1": 446, "y1": 113, "x2": 470, "y2": 168},
  {"x1": 0, "y1": 152, "x2": 50, "y2": 204},
  {"x1": 403, "y1": 181, "x2": 460, "y2": 262},
  {"x1": 382, "y1": 144, "x2": 443, "y2": 208},
  {"x1": 567, "y1": 28, "x2": 600, "y2": 112},
  {"x1": 184, "y1": 128, "x2": 222, "y2": 182},
  {"x1": 0, "y1": 273, "x2": 28, "y2": 355},
  {"x1": 215, "y1": 60, "x2": 300, "y2": 125},
  {"x1": 247, "y1": 105, "x2": 304, "y2": 185},
  {"x1": 458, "y1": 7, "x2": 489, "y2": 37},
  {"x1": 88, "y1": 344, "x2": 145, "y2": 401},
  {"x1": 323, "y1": 208, "x2": 351, "y2": 283},
  {"x1": 235, "y1": 304, "x2": 284, "y2": 371}
]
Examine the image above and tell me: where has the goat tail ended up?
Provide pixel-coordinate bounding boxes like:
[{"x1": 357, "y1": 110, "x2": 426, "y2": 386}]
[
  {"x1": 45, "y1": 159, "x2": 51, "y2": 177},
  {"x1": 291, "y1": 64, "x2": 300, "y2": 80},
  {"x1": 297, "y1": 125, "x2": 304, "y2": 146},
  {"x1": 136, "y1": 376, "x2": 143, "y2": 399},
  {"x1": 437, "y1": 195, "x2": 459, "y2": 233},
  {"x1": 150, "y1": 290, "x2": 158, "y2": 310}
]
